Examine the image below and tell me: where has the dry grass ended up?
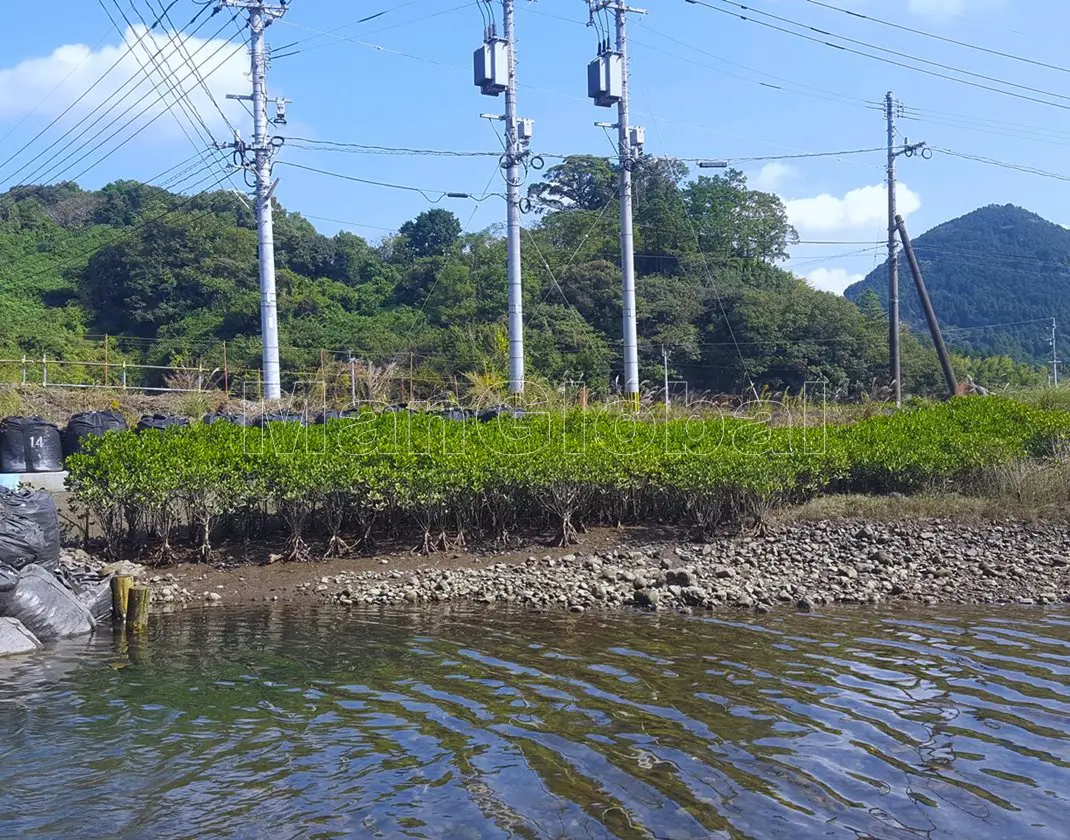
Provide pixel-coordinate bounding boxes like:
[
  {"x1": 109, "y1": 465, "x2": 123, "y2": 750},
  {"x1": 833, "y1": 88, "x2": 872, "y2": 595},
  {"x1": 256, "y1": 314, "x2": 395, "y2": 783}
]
[{"x1": 780, "y1": 457, "x2": 1070, "y2": 524}]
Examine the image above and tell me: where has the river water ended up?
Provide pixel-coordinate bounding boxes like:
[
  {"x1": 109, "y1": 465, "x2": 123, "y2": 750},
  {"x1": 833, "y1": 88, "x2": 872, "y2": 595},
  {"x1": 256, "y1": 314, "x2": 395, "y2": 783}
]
[{"x1": 1, "y1": 605, "x2": 1068, "y2": 839}]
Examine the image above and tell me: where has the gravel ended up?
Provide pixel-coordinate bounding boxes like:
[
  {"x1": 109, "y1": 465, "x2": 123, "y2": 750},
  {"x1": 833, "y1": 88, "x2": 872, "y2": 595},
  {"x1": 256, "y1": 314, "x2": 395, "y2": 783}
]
[{"x1": 299, "y1": 521, "x2": 1070, "y2": 614}]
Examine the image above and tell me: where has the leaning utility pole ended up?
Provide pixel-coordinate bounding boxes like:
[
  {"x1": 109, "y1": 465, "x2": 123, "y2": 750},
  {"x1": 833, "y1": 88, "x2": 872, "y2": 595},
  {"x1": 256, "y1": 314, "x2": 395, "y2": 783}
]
[
  {"x1": 221, "y1": 0, "x2": 287, "y2": 400},
  {"x1": 588, "y1": 1, "x2": 645, "y2": 411},
  {"x1": 475, "y1": 1, "x2": 533, "y2": 399},
  {"x1": 884, "y1": 91, "x2": 928, "y2": 407}
]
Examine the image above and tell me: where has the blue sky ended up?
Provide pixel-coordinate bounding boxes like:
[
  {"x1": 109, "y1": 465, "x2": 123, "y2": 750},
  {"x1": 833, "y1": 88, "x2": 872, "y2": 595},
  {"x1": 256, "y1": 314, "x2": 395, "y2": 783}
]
[{"x1": 1, "y1": 0, "x2": 1069, "y2": 293}]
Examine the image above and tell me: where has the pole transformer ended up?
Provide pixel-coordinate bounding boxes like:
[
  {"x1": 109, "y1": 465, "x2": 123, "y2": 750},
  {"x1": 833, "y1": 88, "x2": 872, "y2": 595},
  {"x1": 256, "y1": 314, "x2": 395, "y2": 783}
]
[
  {"x1": 220, "y1": 0, "x2": 287, "y2": 400},
  {"x1": 474, "y1": 1, "x2": 537, "y2": 400},
  {"x1": 587, "y1": 1, "x2": 645, "y2": 411}
]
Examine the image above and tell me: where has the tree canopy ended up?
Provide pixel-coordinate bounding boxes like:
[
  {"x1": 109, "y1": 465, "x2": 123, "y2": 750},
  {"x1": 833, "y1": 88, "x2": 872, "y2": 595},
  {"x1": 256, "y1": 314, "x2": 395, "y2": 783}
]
[{"x1": 0, "y1": 162, "x2": 1043, "y2": 398}]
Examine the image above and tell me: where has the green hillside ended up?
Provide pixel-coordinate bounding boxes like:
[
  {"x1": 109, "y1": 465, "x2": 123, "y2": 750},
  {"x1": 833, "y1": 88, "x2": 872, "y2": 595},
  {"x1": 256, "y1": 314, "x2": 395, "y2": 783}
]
[
  {"x1": 0, "y1": 164, "x2": 1033, "y2": 399},
  {"x1": 844, "y1": 204, "x2": 1070, "y2": 364}
]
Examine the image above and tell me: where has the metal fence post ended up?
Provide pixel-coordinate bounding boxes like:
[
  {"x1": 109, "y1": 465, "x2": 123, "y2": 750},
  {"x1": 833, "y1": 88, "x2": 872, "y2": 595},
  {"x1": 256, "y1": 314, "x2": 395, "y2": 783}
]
[
  {"x1": 41, "y1": 354, "x2": 47, "y2": 387},
  {"x1": 21, "y1": 357, "x2": 26, "y2": 385},
  {"x1": 122, "y1": 362, "x2": 127, "y2": 390},
  {"x1": 350, "y1": 357, "x2": 357, "y2": 406}
]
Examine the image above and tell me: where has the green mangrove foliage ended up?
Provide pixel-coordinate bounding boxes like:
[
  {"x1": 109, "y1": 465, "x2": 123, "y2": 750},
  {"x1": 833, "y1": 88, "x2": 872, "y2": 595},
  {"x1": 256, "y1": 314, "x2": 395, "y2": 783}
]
[{"x1": 64, "y1": 397, "x2": 1070, "y2": 561}]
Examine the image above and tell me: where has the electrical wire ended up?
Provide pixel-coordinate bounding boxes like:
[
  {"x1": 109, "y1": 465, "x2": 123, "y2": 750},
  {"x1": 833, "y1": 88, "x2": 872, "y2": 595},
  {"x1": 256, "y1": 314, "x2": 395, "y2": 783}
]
[
  {"x1": 934, "y1": 148, "x2": 1070, "y2": 183},
  {"x1": 276, "y1": 160, "x2": 502, "y2": 204},
  {"x1": 0, "y1": 0, "x2": 193, "y2": 182},
  {"x1": 686, "y1": 0, "x2": 1070, "y2": 113},
  {"x1": 693, "y1": 0, "x2": 1070, "y2": 106},
  {"x1": 0, "y1": 26, "x2": 114, "y2": 150},
  {"x1": 634, "y1": 23, "x2": 872, "y2": 111},
  {"x1": 99, "y1": 0, "x2": 230, "y2": 191},
  {"x1": 801, "y1": 0, "x2": 1070, "y2": 78},
  {"x1": 1, "y1": 6, "x2": 228, "y2": 187},
  {"x1": 22, "y1": 21, "x2": 245, "y2": 187},
  {"x1": 145, "y1": 0, "x2": 238, "y2": 135}
]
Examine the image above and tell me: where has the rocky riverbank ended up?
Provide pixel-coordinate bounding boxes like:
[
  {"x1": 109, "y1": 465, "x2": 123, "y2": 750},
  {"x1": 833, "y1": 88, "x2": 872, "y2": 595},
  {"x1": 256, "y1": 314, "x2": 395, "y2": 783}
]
[
  {"x1": 71, "y1": 520, "x2": 1070, "y2": 616},
  {"x1": 301, "y1": 520, "x2": 1070, "y2": 613}
]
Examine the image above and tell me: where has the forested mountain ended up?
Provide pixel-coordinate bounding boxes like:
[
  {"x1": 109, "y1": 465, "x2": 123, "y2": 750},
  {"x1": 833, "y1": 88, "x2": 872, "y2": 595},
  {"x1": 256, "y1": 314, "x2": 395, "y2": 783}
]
[
  {"x1": 845, "y1": 204, "x2": 1070, "y2": 364},
  {"x1": 0, "y1": 164, "x2": 1039, "y2": 399}
]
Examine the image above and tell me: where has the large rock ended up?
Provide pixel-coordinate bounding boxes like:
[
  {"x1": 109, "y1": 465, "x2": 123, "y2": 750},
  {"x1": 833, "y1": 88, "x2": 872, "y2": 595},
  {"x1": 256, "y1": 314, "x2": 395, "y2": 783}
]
[{"x1": 0, "y1": 617, "x2": 40, "y2": 656}]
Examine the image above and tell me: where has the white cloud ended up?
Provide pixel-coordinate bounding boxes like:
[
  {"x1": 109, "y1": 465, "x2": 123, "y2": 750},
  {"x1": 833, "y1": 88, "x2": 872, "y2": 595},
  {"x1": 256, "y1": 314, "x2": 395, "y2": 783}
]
[
  {"x1": 805, "y1": 267, "x2": 865, "y2": 295},
  {"x1": 0, "y1": 25, "x2": 248, "y2": 142},
  {"x1": 751, "y1": 162, "x2": 796, "y2": 193},
  {"x1": 785, "y1": 183, "x2": 921, "y2": 233}
]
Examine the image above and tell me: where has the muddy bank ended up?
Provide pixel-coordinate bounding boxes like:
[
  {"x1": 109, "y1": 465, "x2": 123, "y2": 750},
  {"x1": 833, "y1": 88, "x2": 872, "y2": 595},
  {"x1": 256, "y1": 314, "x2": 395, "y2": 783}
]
[{"x1": 110, "y1": 520, "x2": 1070, "y2": 615}]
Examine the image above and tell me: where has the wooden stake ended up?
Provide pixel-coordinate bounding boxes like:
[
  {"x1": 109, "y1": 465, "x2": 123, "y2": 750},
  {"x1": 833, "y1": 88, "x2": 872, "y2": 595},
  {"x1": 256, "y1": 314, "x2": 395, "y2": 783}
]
[
  {"x1": 110, "y1": 575, "x2": 133, "y2": 622},
  {"x1": 127, "y1": 586, "x2": 151, "y2": 633}
]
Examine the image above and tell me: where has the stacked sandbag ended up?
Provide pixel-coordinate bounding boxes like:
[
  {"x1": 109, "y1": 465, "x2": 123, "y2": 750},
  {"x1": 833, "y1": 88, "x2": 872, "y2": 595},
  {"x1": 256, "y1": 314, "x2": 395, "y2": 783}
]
[
  {"x1": 250, "y1": 411, "x2": 306, "y2": 427},
  {"x1": 478, "y1": 405, "x2": 527, "y2": 422},
  {"x1": 63, "y1": 410, "x2": 128, "y2": 458},
  {"x1": 0, "y1": 515, "x2": 46, "y2": 571},
  {"x1": 135, "y1": 413, "x2": 190, "y2": 433},
  {"x1": 0, "y1": 564, "x2": 96, "y2": 641},
  {"x1": 0, "y1": 416, "x2": 64, "y2": 473},
  {"x1": 203, "y1": 410, "x2": 250, "y2": 426},
  {"x1": 0, "y1": 489, "x2": 60, "y2": 571},
  {"x1": 313, "y1": 409, "x2": 360, "y2": 424}
]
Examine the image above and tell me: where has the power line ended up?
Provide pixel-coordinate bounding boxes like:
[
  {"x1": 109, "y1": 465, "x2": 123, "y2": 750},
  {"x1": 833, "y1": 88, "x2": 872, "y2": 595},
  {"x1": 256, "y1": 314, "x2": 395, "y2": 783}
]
[
  {"x1": 2, "y1": 7, "x2": 229, "y2": 187},
  {"x1": 277, "y1": 160, "x2": 502, "y2": 203},
  {"x1": 98, "y1": 0, "x2": 230, "y2": 191},
  {"x1": 0, "y1": 0, "x2": 194, "y2": 182},
  {"x1": 695, "y1": 0, "x2": 1070, "y2": 107},
  {"x1": 685, "y1": 0, "x2": 1070, "y2": 114},
  {"x1": 23, "y1": 20, "x2": 245, "y2": 187},
  {"x1": 934, "y1": 148, "x2": 1070, "y2": 183},
  {"x1": 801, "y1": 0, "x2": 1070, "y2": 78}
]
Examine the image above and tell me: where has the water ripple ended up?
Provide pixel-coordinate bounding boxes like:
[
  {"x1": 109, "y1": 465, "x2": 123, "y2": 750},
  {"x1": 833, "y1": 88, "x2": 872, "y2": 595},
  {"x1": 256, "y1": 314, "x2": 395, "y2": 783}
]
[{"x1": 0, "y1": 605, "x2": 1068, "y2": 839}]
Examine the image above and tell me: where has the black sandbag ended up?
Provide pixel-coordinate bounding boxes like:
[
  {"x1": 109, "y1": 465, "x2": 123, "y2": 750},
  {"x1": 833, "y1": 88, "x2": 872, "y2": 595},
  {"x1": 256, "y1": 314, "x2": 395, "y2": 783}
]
[
  {"x1": 478, "y1": 405, "x2": 527, "y2": 422},
  {"x1": 438, "y1": 407, "x2": 473, "y2": 422},
  {"x1": 63, "y1": 410, "x2": 128, "y2": 457},
  {"x1": 0, "y1": 564, "x2": 95, "y2": 641},
  {"x1": 203, "y1": 410, "x2": 250, "y2": 426},
  {"x1": 74, "y1": 579, "x2": 113, "y2": 623},
  {"x1": 313, "y1": 409, "x2": 360, "y2": 424},
  {"x1": 0, "y1": 489, "x2": 60, "y2": 571},
  {"x1": 135, "y1": 413, "x2": 190, "y2": 433},
  {"x1": 250, "y1": 411, "x2": 306, "y2": 428},
  {"x1": 0, "y1": 564, "x2": 17, "y2": 592},
  {"x1": 0, "y1": 515, "x2": 45, "y2": 571},
  {"x1": 0, "y1": 417, "x2": 27, "y2": 473},
  {"x1": 22, "y1": 418, "x2": 63, "y2": 472}
]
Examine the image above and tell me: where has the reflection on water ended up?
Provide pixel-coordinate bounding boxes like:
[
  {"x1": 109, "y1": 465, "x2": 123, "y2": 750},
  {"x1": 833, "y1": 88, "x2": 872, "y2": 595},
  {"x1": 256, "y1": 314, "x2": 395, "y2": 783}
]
[{"x1": 1, "y1": 604, "x2": 1069, "y2": 839}]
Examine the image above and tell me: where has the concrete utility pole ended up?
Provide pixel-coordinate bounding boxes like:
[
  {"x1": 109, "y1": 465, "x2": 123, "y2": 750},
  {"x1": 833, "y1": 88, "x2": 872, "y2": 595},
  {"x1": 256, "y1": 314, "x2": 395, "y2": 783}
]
[
  {"x1": 885, "y1": 91, "x2": 928, "y2": 407},
  {"x1": 1052, "y1": 318, "x2": 1060, "y2": 387},
  {"x1": 503, "y1": 0, "x2": 524, "y2": 399},
  {"x1": 221, "y1": 0, "x2": 287, "y2": 400},
  {"x1": 475, "y1": 1, "x2": 533, "y2": 399},
  {"x1": 886, "y1": 91, "x2": 901, "y2": 408},
  {"x1": 662, "y1": 345, "x2": 670, "y2": 408},
  {"x1": 587, "y1": 1, "x2": 646, "y2": 411}
]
